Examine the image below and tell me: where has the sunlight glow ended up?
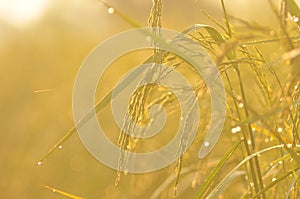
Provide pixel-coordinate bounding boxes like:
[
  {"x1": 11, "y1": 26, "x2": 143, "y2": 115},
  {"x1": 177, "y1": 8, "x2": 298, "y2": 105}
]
[{"x1": 0, "y1": 0, "x2": 48, "y2": 26}]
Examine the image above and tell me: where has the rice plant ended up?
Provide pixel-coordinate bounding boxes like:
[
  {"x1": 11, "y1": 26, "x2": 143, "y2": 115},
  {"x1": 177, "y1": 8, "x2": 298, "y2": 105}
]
[{"x1": 38, "y1": 0, "x2": 300, "y2": 198}]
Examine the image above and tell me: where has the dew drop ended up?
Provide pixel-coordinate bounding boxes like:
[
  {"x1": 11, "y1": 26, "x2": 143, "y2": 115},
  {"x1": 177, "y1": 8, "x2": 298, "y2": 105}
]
[
  {"x1": 231, "y1": 128, "x2": 237, "y2": 134},
  {"x1": 52, "y1": 189, "x2": 56, "y2": 192},
  {"x1": 279, "y1": 97, "x2": 284, "y2": 102},
  {"x1": 204, "y1": 141, "x2": 210, "y2": 147},
  {"x1": 249, "y1": 182, "x2": 254, "y2": 188},
  {"x1": 292, "y1": 16, "x2": 299, "y2": 23},
  {"x1": 231, "y1": 126, "x2": 241, "y2": 134},
  {"x1": 107, "y1": 7, "x2": 115, "y2": 14},
  {"x1": 295, "y1": 85, "x2": 299, "y2": 90},
  {"x1": 277, "y1": 127, "x2": 283, "y2": 133},
  {"x1": 58, "y1": 145, "x2": 63, "y2": 149},
  {"x1": 264, "y1": 137, "x2": 270, "y2": 143},
  {"x1": 272, "y1": 177, "x2": 277, "y2": 182},
  {"x1": 238, "y1": 103, "x2": 244, "y2": 108},
  {"x1": 247, "y1": 140, "x2": 252, "y2": 145},
  {"x1": 242, "y1": 44, "x2": 247, "y2": 48},
  {"x1": 287, "y1": 143, "x2": 293, "y2": 148},
  {"x1": 37, "y1": 161, "x2": 42, "y2": 166},
  {"x1": 115, "y1": 172, "x2": 121, "y2": 186}
]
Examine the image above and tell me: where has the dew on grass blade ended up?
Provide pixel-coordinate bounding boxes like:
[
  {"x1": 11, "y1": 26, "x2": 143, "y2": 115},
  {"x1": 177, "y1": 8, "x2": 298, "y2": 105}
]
[
  {"x1": 280, "y1": 97, "x2": 284, "y2": 102},
  {"x1": 37, "y1": 161, "x2": 42, "y2": 166},
  {"x1": 115, "y1": 171, "x2": 121, "y2": 186},
  {"x1": 107, "y1": 7, "x2": 115, "y2": 14},
  {"x1": 231, "y1": 126, "x2": 241, "y2": 134},
  {"x1": 292, "y1": 16, "x2": 299, "y2": 23},
  {"x1": 277, "y1": 127, "x2": 283, "y2": 133},
  {"x1": 231, "y1": 128, "x2": 237, "y2": 134},
  {"x1": 264, "y1": 137, "x2": 270, "y2": 143},
  {"x1": 204, "y1": 141, "x2": 210, "y2": 147},
  {"x1": 236, "y1": 95, "x2": 242, "y2": 101},
  {"x1": 249, "y1": 182, "x2": 254, "y2": 188}
]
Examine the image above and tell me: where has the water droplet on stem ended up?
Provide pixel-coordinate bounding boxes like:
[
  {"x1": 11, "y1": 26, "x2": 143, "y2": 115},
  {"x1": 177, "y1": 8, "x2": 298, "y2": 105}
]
[{"x1": 107, "y1": 7, "x2": 115, "y2": 14}]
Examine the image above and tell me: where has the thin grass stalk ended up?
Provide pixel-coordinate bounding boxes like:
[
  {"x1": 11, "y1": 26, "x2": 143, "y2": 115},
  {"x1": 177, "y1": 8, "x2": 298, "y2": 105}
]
[{"x1": 218, "y1": 2, "x2": 265, "y2": 194}]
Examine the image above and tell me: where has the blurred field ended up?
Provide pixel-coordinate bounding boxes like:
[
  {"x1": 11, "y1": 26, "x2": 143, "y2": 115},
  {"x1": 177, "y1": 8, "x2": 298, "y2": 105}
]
[{"x1": 1, "y1": 0, "x2": 299, "y2": 198}]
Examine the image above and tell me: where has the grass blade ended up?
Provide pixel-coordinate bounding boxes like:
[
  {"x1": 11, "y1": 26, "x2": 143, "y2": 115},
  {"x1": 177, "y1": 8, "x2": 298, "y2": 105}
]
[
  {"x1": 196, "y1": 139, "x2": 243, "y2": 198},
  {"x1": 98, "y1": 0, "x2": 143, "y2": 28},
  {"x1": 285, "y1": 168, "x2": 300, "y2": 199},
  {"x1": 206, "y1": 144, "x2": 300, "y2": 198},
  {"x1": 251, "y1": 166, "x2": 300, "y2": 199},
  {"x1": 207, "y1": 170, "x2": 245, "y2": 199},
  {"x1": 288, "y1": 0, "x2": 300, "y2": 26},
  {"x1": 43, "y1": 185, "x2": 85, "y2": 199}
]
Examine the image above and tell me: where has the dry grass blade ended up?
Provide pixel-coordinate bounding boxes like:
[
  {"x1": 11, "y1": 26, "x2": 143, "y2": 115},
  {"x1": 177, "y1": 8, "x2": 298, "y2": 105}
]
[{"x1": 42, "y1": 185, "x2": 85, "y2": 199}]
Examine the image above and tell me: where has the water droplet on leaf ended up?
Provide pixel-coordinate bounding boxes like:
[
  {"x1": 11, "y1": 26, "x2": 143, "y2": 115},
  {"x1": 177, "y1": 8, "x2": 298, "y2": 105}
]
[
  {"x1": 292, "y1": 16, "x2": 299, "y2": 23},
  {"x1": 108, "y1": 7, "x2": 115, "y2": 14},
  {"x1": 277, "y1": 127, "x2": 283, "y2": 133},
  {"x1": 204, "y1": 141, "x2": 210, "y2": 147}
]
